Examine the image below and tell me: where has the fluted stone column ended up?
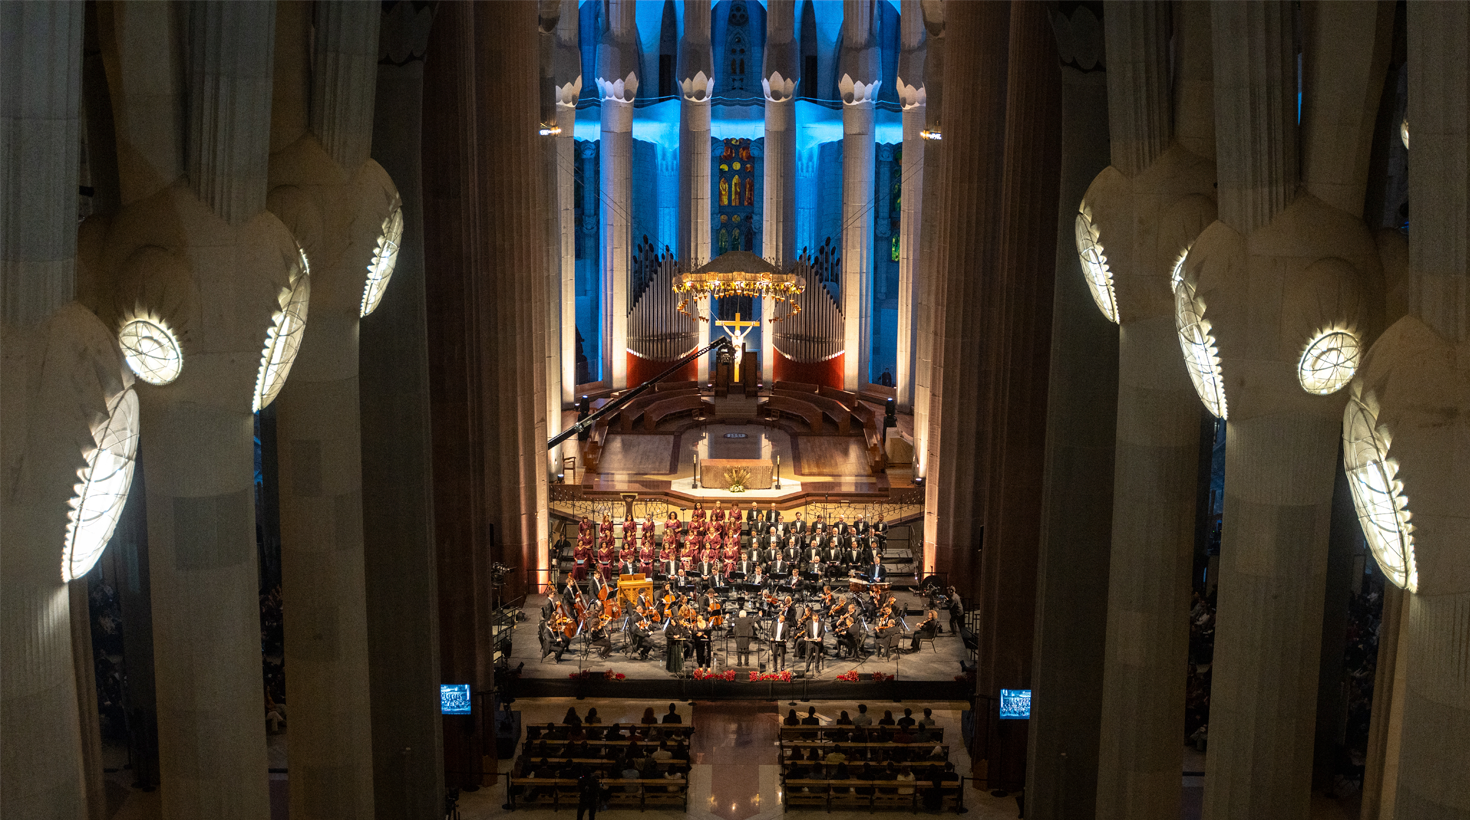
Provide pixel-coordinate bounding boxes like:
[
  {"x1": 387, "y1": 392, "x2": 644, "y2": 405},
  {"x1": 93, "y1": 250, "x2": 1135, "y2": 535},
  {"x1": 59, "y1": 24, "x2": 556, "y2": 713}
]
[
  {"x1": 0, "y1": 6, "x2": 99, "y2": 818},
  {"x1": 267, "y1": 3, "x2": 393, "y2": 817},
  {"x1": 598, "y1": 0, "x2": 639, "y2": 389},
  {"x1": 894, "y1": 0, "x2": 926, "y2": 410},
  {"x1": 970, "y1": 2, "x2": 1063, "y2": 790},
  {"x1": 762, "y1": 0, "x2": 797, "y2": 385},
  {"x1": 359, "y1": 3, "x2": 444, "y2": 816},
  {"x1": 1348, "y1": 4, "x2": 1470, "y2": 818},
  {"x1": 679, "y1": 0, "x2": 713, "y2": 382},
  {"x1": 838, "y1": 0, "x2": 879, "y2": 390},
  {"x1": 551, "y1": 0, "x2": 581, "y2": 465},
  {"x1": 1023, "y1": 7, "x2": 1116, "y2": 818},
  {"x1": 913, "y1": 0, "x2": 944, "y2": 556},
  {"x1": 1072, "y1": 5, "x2": 1221, "y2": 818},
  {"x1": 92, "y1": 5, "x2": 294, "y2": 817},
  {"x1": 926, "y1": 0, "x2": 1010, "y2": 604},
  {"x1": 1197, "y1": 4, "x2": 1390, "y2": 817}
]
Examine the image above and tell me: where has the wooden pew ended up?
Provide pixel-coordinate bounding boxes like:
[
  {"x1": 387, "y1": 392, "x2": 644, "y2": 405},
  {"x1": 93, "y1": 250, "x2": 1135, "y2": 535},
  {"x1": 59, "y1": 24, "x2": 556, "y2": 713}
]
[
  {"x1": 848, "y1": 400, "x2": 887, "y2": 469},
  {"x1": 643, "y1": 394, "x2": 714, "y2": 431},
  {"x1": 761, "y1": 394, "x2": 825, "y2": 431},
  {"x1": 772, "y1": 389, "x2": 852, "y2": 434},
  {"x1": 778, "y1": 725, "x2": 943, "y2": 743},
  {"x1": 779, "y1": 778, "x2": 962, "y2": 813},
  {"x1": 506, "y1": 776, "x2": 689, "y2": 812},
  {"x1": 525, "y1": 723, "x2": 695, "y2": 741}
]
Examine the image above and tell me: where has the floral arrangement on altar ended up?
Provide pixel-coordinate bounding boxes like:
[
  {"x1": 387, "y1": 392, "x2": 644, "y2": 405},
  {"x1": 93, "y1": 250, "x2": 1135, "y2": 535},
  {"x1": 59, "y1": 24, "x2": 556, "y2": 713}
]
[
  {"x1": 750, "y1": 670, "x2": 794, "y2": 682},
  {"x1": 568, "y1": 670, "x2": 626, "y2": 681},
  {"x1": 724, "y1": 467, "x2": 751, "y2": 493},
  {"x1": 693, "y1": 668, "x2": 738, "y2": 681},
  {"x1": 836, "y1": 670, "x2": 861, "y2": 682},
  {"x1": 871, "y1": 672, "x2": 894, "y2": 682}
]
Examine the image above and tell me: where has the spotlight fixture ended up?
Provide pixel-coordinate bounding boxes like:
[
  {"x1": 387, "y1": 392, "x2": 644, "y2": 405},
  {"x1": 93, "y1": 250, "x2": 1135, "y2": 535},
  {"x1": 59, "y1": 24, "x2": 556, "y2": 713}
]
[{"x1": 920, "y1": 128, "x2": 943, "y2": 141}]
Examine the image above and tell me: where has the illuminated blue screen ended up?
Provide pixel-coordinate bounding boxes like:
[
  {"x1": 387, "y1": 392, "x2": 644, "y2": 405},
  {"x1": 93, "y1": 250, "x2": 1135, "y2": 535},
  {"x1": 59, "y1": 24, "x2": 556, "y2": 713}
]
[
  {"x1": 998, "y1": 689, "x2": 1031, "y2": 720},
  {"x1": 440, "y1": 684, "x2": 472, "y2": 715}
]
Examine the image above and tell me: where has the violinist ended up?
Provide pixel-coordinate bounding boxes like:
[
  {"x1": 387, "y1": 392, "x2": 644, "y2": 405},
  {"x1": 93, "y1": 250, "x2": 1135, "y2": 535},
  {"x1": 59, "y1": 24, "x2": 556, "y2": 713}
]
[
  {"x1": 588, "y1": 614, "x2": 613, "y2": 659},
  {"x1": 820, "y1": 585, "x2": 836, "y2": 610},
  {"x1": 909, "y1": 610, "x2": 940, "y2": 653},
  {"x1": 874, "y1": 610, "x2": 899, "y2": 659},
  {"x1": 630, "y1": 613, "x2": 654, "y2": 660},
  {"x1": 838, "y1": 603, "x2": 866, "y2": 660},
  {"x1": 540, "y1": 614, "x2": 571, "y2": 662}
]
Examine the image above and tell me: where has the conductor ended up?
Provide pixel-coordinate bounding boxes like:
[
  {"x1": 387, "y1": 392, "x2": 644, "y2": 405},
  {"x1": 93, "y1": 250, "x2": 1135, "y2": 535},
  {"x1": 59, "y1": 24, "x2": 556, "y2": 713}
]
[{"x1": 734, "y1": 610, "x2": 757, "y2": 666}]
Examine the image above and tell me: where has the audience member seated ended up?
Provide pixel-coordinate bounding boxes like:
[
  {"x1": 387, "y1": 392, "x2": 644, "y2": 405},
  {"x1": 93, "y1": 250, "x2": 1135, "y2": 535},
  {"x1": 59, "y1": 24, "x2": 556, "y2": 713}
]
[
  {"x1": 784, "y1": 709, "x2": 801, "y2": 726},
  {"x1": 877, "y1": 709, "x2": 896, "y2": 727},
  {"x1": 585, "y1": 707, "x2": 602, "y2": 725},
  {"x1": 896, "y1": 708, "x2": 916, "y2": 729},
  {"x1": 835, "y1": 710, "x2": 852, "y2": 726},
  {"x1": 852, "y1": 704, "x2": 873, "y2": 728},
  {"x1": 801, "y1": 706, "x2": 820, "y2": 726},
  {"x1": 896, "y1": 765, "x2": 916, "y2": 796},
  {"x1": 620, "y1": 759, "x2": 640, "y2": 794},
  {"x1": 892, "y1": 725, "x2": 916, "y2": 745},
  {"x1": 562, "y1": 708, "x2": 582, "y2": 726},
  {"x1": 917, "y1": 708, "x2": 936, "y2": 729},
  {"x1": 662, "y1": 703, "x2": 683, "y2": 724},
  {"x1": 641, "y1": 707, "x2": 658, "y2": 725}
]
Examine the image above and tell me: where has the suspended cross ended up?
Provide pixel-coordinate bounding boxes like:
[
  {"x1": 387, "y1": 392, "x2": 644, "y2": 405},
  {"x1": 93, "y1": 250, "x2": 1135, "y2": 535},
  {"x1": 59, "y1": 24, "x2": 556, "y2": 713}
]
[{"x1": 714, "y1": 312, "x2": 760, "y2": 383}]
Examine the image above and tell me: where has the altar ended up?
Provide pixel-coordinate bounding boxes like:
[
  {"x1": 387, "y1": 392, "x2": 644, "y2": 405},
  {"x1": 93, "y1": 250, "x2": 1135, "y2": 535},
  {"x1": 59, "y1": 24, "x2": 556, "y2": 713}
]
[{"x1": 700, "y1": 458, "x2": 774, "y2": 490}]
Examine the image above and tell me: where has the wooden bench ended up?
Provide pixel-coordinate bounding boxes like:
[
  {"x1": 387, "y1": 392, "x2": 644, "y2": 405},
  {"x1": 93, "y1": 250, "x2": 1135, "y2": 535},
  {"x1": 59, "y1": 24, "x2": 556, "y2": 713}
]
[
  {"x1": 778, "y1": 725, "x2": 943, "y2": 743},
  {"x1": 584, "y1": 423, "x2": 609, "y2": 472},
  {"x1": 525, "y1": 723, "x2": 695, "y2": 740},
  {"x1": 772, "y1": 380, "x2": 823, "y2": 394},
  {"x1": 772, "y1": 389, "x2": 852, "y2": 434},
  {"x1": 849, "y1": 401, "x2": 887, "y2": 470},
  {"x1": 653, "y1": 380, "x2": 701, "y2": 393},
  {"x1": 505, "y1": 776, "x2": 689, "y2": 812},
  {"x1": 761, "y1": 394, "x2": 825, "y2": 431},
  {"x1": 644, "y1": 395, "x2": 714, "y2": 431},
  {"x1": 613, "y1": 392, "x2": 670, "y2": 433},
  {"x1": 779, "y1": 779, "x2": 962, "y2": 813}
]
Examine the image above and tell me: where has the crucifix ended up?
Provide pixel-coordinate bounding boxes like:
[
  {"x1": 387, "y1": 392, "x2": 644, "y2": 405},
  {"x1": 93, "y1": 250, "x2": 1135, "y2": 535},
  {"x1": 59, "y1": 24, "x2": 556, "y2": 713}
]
[{"x1": 713, "y1": 311, "x2": 760, "y2": 383}]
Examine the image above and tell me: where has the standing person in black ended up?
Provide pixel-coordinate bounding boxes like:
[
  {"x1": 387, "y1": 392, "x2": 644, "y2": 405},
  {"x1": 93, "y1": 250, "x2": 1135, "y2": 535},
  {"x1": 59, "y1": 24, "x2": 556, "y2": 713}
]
[
  {"x1": 803, "y1": 610, "x2": 826, "y2": 673},
  {"x1": 734, "y1": 610, "x2": 757, "y2": 666},
  {"x1": 770, "y1": 613, "x2": 790, "y2": 670},
  {"x1": 576, "y1": 768, "x2": 603, "y2": 820}
]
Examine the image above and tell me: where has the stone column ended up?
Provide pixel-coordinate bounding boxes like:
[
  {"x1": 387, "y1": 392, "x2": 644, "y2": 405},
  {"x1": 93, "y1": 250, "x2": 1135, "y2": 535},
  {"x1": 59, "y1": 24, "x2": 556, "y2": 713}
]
[
  {"x1": 762, "y1": 0, "x2": 797, "y2": 385},
  {"x1": 551, "y1": 0, "x2": 581, "y2": 470},
  {"x1": 358, "y1": 6, "x2": 444, "y2": 816},
  {"x1": 0, "y1": 5, "x2": 99, "y2": 818},
  {"x1": 1198, "y1": 4, "x2": 1389, "y2": 817},
  {"x1": 598, "y1": 0, "x2": 639, "y2": 390},
  {"x1": 1353, "y1": 4, "x2": 1470, "y2": 817},
  {"x1": 913, "y1": 0, "x2": 943, "y2": 554},
  {"x1": 102, "y1": 5, "x2": 292, "y2": 816},
  {"x1": 838, "y1": 0, "x2": 879, "y2": 391},
  {"x1": 1079, "y1": 5, "x2": 1218, "y2": 817},
  {"x1": 679, "y1": 0, "x2": 713, "y2": 382},
  {"x1": 267, "y1": 4, "x2": 396, "y2": 816},
  {"x1": 1023, "y1": 7, "x2": 1116, "y2": 818},
  {"x1": 894, "y1": 0, "x2": 926, "y2": 410},
  {"x1": 926, "y1": 0, "x2": 1009, "y2": 607},
  {"x1": 421, "y1": 2, "x2": 490, "y2": 789}
]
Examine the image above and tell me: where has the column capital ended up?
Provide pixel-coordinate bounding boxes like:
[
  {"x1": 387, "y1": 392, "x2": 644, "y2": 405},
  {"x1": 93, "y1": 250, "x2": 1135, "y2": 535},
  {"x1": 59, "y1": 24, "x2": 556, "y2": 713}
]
[
  {"x1": 840, "y1": 74, "x2": 881, "y2": 106},
  {"x1": 681, "y1": 70, "x2": 714, "y2": 102},
  {"x1": 596, "y1": 71, "x2": 640, "y2": 103},
  {"x1": 762, "y1": 70, "x2": 797, "y2": 103}
]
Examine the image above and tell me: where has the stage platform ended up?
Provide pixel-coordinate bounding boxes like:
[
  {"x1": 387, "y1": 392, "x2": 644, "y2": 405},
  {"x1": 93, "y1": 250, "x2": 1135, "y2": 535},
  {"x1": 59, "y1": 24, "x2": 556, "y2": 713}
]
[{"x1": 504, "y1": 593, "x2": 974, "y2": 701}]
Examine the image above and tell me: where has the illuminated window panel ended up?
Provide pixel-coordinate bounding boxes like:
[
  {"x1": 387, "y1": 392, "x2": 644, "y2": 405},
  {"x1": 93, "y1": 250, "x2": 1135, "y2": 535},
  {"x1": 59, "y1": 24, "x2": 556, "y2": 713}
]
[
  {"x1": 1297, "y1": 329, "x2": 1361, "y2": 395},
  {"x1": 1169, "y1": 248, "x2": 1190, "y2": 294},
  {"x1": 118, "y1": 316, "x2": 183, "y2": 385},
  {"x1": 1343, "y1": 395, "x2": 1417, "y2": 591},
  {"x1": 1174, "y1": 279, "x2": 1227, "y2": 418},
  {"x1": 253, "y1": 248, "x2": 312, "y2": 412},
  {"x1": 62, "y1": 387, "x2": 140, "y2": 582},
  {"x1": 360, "y1": 195, "x2": 404, "y2": 318},
  {"x1": 1074, "y1": 206, "x2": 1119, "y2": 324}
]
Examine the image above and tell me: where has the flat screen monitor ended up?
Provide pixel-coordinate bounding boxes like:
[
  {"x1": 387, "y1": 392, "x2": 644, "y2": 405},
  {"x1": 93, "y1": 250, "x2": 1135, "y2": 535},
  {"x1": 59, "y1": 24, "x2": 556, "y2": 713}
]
[
  {"x1": 998, "y1": 688, "x2": 1031, "y2": 720},
  {"x1": 441, "y1": 684, "x2": 472, "y2": 715}
]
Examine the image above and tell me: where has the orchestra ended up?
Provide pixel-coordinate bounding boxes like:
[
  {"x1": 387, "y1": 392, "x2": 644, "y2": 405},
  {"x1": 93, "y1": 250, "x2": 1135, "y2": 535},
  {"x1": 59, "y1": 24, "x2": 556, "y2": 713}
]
[{"x1": 538, "y1": 507, "x2": 911, "y2": 674}]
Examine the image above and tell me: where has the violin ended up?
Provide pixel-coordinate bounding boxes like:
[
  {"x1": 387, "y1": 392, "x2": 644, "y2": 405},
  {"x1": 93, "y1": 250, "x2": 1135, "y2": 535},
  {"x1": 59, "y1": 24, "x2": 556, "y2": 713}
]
[{"x1": 554, "y1": 615, "x2": 577, "y2": 639}]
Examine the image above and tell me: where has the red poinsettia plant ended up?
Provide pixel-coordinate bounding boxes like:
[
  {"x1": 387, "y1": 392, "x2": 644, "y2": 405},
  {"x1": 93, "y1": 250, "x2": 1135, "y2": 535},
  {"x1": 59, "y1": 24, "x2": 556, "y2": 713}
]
[
  {"x1": 871, "y1": 672, "x2": 893, "y2": 682},
  {"x1": 749, "y1": 670, "x2": 794, "y2": 682},
  {"x1": 836, "y1": 670, "x2": 861, "y2": 682},
  {"x1": 692, "y1": 668, "x2": 737, "y2": 681}
]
